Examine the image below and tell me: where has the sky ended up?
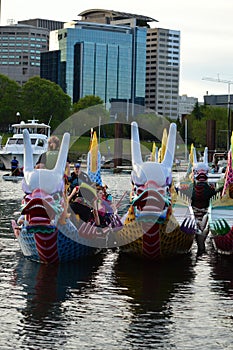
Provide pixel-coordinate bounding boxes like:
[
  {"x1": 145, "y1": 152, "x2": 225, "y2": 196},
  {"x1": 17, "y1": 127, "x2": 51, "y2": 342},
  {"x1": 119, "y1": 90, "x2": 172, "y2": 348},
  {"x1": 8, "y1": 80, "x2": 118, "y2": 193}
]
[{"x1": 1, "y1": 0, "x2": 233, "y2": 102}]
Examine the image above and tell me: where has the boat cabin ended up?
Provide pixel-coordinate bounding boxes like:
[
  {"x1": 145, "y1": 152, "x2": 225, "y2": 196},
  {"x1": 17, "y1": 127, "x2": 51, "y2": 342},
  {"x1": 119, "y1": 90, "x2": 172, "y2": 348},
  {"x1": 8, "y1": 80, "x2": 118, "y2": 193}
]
[
  {"x1": 6, "y1": 136, "x2": 47, "y2": 148},
  {"x1": 0, "y1": 119, "x2": 51, "y2": 169},
  {"x1": 11, "y1": 119, "x2": 51, "y2": 138}
]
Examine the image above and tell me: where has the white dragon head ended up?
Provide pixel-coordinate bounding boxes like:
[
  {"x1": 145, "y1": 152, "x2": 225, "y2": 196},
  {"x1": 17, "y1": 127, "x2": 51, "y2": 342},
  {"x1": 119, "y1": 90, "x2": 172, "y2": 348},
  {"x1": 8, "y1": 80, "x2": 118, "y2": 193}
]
[
  {"x1": 130, "y1": 121, "x2": 176, "y2": 223},
  {"x1": 22, "y1": 129, "x2": 70, "y2": 194},
  {"x1": 192, "y1": 146, "x2": 209, "y2": 182},
  {"x1": 20, "y1": 129, "x2": 70, "y2": 225}
]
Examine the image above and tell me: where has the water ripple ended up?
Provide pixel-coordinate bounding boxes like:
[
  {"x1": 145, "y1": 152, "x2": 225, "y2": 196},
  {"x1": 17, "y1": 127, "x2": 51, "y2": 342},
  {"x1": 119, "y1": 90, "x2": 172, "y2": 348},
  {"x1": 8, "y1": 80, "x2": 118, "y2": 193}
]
[{"x1": 1, "y1": 171, "x2": 233, "y2": 349}]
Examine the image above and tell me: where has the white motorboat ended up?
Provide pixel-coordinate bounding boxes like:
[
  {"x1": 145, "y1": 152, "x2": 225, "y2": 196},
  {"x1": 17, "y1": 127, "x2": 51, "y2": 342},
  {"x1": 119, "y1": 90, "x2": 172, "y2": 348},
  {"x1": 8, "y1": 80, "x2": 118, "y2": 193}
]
[{"x1": 0, "y1": 119, "x2": 50, "y2": 169}]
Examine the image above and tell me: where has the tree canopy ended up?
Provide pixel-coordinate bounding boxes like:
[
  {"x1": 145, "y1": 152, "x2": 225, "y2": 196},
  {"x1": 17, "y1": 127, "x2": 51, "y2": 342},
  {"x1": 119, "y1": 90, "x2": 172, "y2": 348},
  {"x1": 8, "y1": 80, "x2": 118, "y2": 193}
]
[
  {"x1": 0, "y1": 75, "x2": 73, "y2": 131},
  {"x1": 72, "y1": 95, "x2": 104, "y2": 113},
  {"x1": 0, "y1": 74, "x2": 21, "y2": 129},
  {"x1": 20, "y1": 76, "x2": 72, "y2": 130},
  {"x1": 185, "y1": 104, "x2": 228, "y2": 149}
]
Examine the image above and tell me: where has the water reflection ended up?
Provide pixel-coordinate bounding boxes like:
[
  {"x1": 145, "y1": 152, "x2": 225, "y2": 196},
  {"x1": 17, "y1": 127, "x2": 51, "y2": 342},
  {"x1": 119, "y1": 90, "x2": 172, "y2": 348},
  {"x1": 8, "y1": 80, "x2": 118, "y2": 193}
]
[
  {"x1": 113, "y1": 253, "x2": 196, "y2": 348},
  {"x1": 0, "y1": 175, "x2": 23, "y2": 238},
  {"x1": 13, "y1": 254, "x2": 105, "y2": 349},
  {"x1": 210, "y1": 252, "x2": 233, "y2": 298},
  {"x1": 2, "y1": 171, "x2": 233, "y2": 349},
  {"x1": 114, "y1": 253, "x2": 195, "y2": 311}
]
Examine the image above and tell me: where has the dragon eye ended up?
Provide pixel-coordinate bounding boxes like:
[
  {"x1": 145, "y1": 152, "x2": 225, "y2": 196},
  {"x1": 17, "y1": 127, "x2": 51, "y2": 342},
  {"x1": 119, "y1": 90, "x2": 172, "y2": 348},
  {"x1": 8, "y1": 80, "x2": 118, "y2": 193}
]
[
  {"x1": 137, "y1": 188, "x2": 144, "y2": 195},
  {"x1": 53, "y1": 193, "x2": 60, "y2": 201},
  {"x1": 24, "y1": 195, "x2": 31, "y2": 203}
]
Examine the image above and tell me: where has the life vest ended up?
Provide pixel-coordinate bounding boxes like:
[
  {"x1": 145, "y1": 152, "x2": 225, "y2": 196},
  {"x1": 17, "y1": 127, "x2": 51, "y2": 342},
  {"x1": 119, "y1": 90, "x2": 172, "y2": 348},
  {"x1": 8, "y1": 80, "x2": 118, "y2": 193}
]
[{"x1": 45, "y1": 151, "x2": 59, "y2": 170}]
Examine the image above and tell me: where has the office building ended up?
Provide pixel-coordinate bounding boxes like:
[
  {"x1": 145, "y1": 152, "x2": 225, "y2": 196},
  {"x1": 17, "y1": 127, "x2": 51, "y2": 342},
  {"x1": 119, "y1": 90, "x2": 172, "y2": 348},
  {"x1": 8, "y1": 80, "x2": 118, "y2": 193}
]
[
  {"x1": 0, "y1": 19, "x2": 64, "y2": 85},
  {"x1": 18, "y1": 18, "x2": 64, "y2": 32},
  {"x1": 41, "y1": 10, "x2": 154, "y2": 116},
  {"x1": 0, "y1": 23, "x2": 49, "y2": 84},
  {"x1": 77, "y1": 10, "x2": 181, "y2": 119},
  {"x1": 0, "y1": 9, "x2": 181, "y2": 119},
  {"x1": 146, "y1": 28, "x2": 180, "y2": 119}
]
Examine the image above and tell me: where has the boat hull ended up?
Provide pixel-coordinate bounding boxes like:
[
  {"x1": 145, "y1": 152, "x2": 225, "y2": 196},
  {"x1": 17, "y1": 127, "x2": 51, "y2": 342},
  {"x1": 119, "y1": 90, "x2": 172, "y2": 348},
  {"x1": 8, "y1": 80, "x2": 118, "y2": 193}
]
[
  {"x1": 211, "y1": 230, "x2": 233, "y2": 255},
  {"x1": 12, "y1": 221, "x2": 102, "y2": 264},
  {"x1": 109, "y1": 215, "x2": 195, "y2": 261},
  {"x1": 209, "y1": 205, "x2": 233, "y2": 255},
  {"x1": 2, "y1": 173, "x2": 24, "y2": 182}
]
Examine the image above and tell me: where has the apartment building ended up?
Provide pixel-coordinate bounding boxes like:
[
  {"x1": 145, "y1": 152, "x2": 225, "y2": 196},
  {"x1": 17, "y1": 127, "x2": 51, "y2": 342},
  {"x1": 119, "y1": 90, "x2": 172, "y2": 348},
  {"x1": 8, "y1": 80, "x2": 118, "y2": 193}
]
[
  {"x1": 0, "y1": 19, "x2": 63, "y2": 85},
  {"x1": 146, "y1": 28, "x2": 180, "y2": 119},
  {"x1": 0, "y1": 24, "x2": 49, "y2": 84}
]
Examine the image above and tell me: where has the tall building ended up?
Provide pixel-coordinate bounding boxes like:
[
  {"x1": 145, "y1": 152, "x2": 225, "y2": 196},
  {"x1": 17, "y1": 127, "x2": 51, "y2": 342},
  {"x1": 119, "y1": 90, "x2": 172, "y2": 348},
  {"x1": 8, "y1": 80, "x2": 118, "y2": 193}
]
[
  {"x1": 146, "y1": 28, "x2": 180, "y2": 119},
  {"x1": 76, "y1": 10, "x2": 181, "y2": 119},
  {"x1": 0, "y1": 19, "x2": 64, "y2": 85},
  {"x1": 41, "y1": 11, "x2": 153, "y2": 115},
  {"x1": 18, "y1": 18, "x2": 64, "y2": 31},
  {"x1": 0, "y1": 23, "x2": 49, "y2": 84},
  {"x1": 0, "y1": 9, "x2": 181, "y2": 119}
]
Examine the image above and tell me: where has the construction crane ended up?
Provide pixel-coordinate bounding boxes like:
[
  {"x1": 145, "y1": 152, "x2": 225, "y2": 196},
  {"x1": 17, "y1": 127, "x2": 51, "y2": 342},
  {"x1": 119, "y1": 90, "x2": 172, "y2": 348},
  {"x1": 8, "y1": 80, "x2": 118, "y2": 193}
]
[{"x1": 202, "y1": 76, "x2": 233, "y2": 150}]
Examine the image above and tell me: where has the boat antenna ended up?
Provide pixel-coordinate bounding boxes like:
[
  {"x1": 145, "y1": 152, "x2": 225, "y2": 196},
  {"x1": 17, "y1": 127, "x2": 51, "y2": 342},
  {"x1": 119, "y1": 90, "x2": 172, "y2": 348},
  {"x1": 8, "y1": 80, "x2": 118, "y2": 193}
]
[{"x1": 48, "y1": 115, "x2": 53, "y2": 125}]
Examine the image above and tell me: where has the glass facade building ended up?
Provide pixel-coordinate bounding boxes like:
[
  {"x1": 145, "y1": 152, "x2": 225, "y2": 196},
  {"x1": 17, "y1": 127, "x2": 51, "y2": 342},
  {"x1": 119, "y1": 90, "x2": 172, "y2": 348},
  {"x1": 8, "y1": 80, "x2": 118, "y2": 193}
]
[{"x1": 41, "y1": 21, "x2": 147, "y2": 110}]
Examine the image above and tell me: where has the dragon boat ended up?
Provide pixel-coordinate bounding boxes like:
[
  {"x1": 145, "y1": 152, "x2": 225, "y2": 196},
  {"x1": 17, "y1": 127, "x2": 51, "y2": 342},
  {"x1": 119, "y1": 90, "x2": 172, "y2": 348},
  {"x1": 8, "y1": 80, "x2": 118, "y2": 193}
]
[
  {"x1": 11, "y1": 129, "x2": 109, "y2": 264},
  {"x1": 177, "y1": 146, "x2": 218, "y2": 253},
  {"x1": 208, "y1": 137, "x2": 233, "y2": 255},
  {"x1": 12, "y1": 121, "x2": 197, "y2": 264},
  {"x1": 107, "y1": 121, "x2": 196, "y2": 260}
]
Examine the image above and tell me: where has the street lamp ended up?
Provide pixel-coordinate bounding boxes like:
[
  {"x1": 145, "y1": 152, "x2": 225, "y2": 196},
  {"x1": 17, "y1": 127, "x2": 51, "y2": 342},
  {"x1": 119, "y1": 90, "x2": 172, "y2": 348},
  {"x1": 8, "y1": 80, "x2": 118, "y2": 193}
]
[{"x1": 16, "y1": 111, "x2": 20, "y2": 123}]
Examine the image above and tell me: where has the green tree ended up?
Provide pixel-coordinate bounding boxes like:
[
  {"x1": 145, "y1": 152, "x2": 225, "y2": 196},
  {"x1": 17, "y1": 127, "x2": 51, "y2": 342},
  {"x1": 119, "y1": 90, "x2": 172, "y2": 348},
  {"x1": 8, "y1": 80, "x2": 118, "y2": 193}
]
[
  {"x1": 72, "y1": 95, "x2": 104, "y2": 113},
  {"x1": 0, "y1": 74, "x2": 21, "y2": 130},
  {"x1": 192, "y1": 101, "x2": 204, "y2": 120},
  {"x1": 187, "y1": 105, "x2": 228, "y2": 148},
  {"x1": 20, "y1": 76, "x2": 72, "y2": 130}
]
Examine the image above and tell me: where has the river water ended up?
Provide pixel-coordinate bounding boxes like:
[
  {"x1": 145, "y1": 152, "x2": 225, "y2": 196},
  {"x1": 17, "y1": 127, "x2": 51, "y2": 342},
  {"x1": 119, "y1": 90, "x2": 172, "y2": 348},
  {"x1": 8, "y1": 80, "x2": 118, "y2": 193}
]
[{"x1": 0, "y1": 170, "x2": 233, "y2": 350}]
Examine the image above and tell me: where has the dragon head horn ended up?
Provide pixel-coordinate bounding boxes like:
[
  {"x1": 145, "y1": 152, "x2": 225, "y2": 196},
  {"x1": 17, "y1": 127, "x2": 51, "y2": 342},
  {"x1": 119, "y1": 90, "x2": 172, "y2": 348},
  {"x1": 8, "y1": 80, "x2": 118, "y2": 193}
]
[
  {"x1": 203, "y1": 147, "x2": 208, "y2": 165},
  {"x1": 161, "y1": 122, "x2": 176, "y2": 170},
  {"x1": 23, "y1": 129, "x2": 70, "y2": 193},
  {"x1": 193, "y1": 146, "x2": 197, "y2": 164},
  {"x1": 131, "y1": 121, "x2": 143, "y2": 168}
]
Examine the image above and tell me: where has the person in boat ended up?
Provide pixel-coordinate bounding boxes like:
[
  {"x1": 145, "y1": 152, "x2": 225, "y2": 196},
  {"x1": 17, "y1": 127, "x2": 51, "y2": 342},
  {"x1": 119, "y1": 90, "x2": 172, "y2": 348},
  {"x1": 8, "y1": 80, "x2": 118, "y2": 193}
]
[
  {"x1": 35, "y1": 135, "x2": 60, "y2": 169},
  {"x1": 67, "y1": 163, "x2": 94, "y2": 222},
  {"x1": 210, "y1": 163, "x2": 219, "y2": 174},
  {"x1": 67, "y1": 163, "x2": 92, "y2": 194},
  {"x1": 210, "y1": 164, "x2": 215, "y2": 174},
  {"x1": 35, "y1": 135, "x2": 71, "y2": 175},
  {"x1": 68, "y1": 184, "x2": 94, "y2": 223},
  {"x1": 11, "y1": 156, "x2": 20, "y2": 176},
  {"x1": 102, "y1": 184, "x2": 113, "y2": 203},
  {"x1": 91, "y1": 186, "x2": 115, "y2": 227}
]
